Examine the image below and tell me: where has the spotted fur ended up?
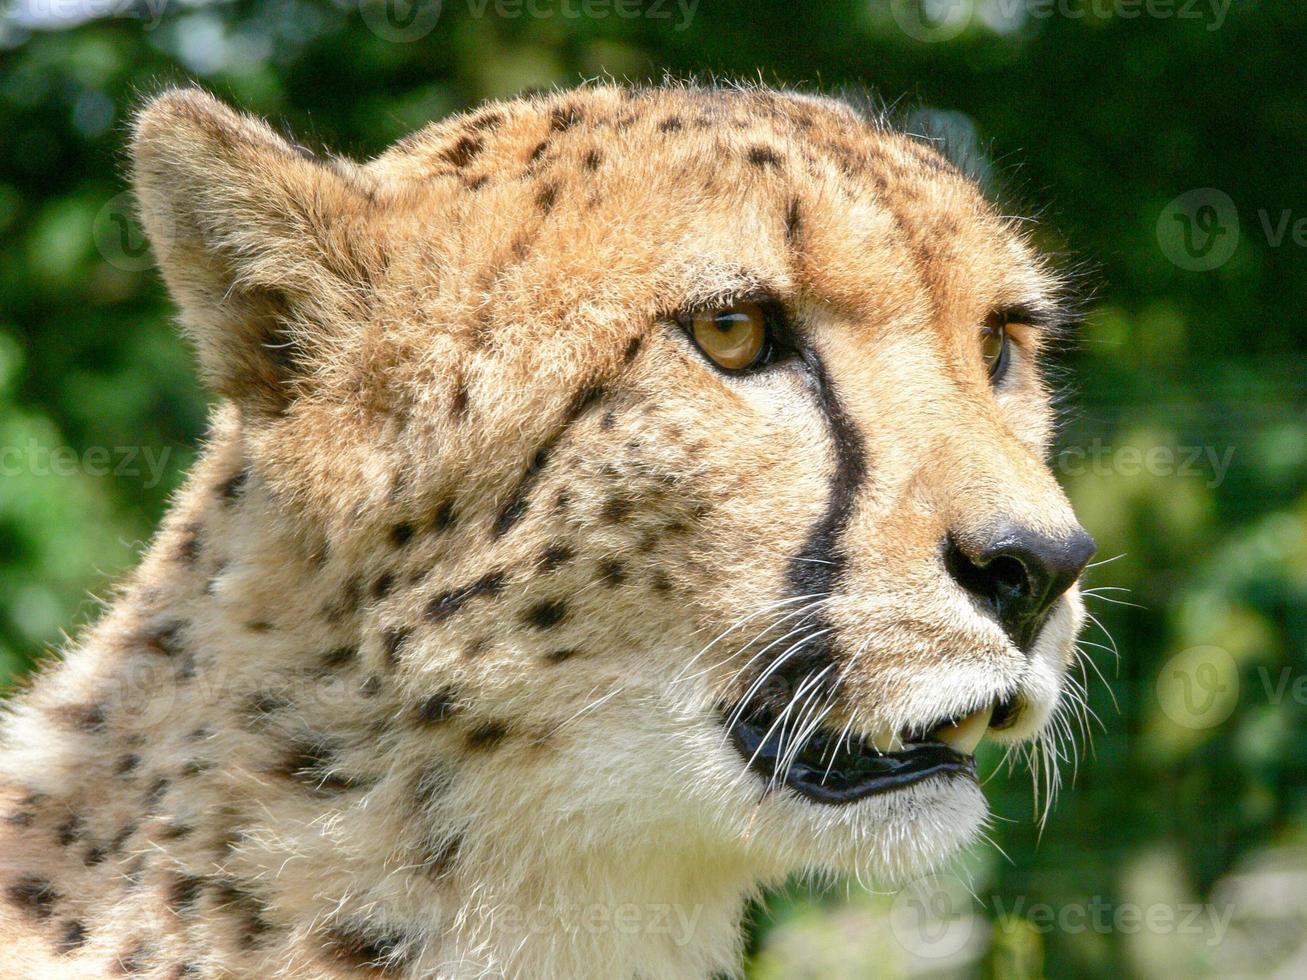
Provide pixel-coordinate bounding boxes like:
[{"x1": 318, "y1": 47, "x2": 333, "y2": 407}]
[{"x1": 0, "y1": 82, "x2": 1092, "y2": 978}]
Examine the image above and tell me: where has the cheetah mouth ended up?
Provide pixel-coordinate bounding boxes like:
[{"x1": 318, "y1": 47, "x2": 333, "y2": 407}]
[{"x1": 726, "y1": 698, "x2": 1014, "y2": 805}]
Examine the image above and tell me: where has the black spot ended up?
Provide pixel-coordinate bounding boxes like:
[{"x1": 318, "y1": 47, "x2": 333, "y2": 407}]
[
  {"x1": 114, "y1": 939, "x2": 150, "y2": 975},
  {"x1": 432, "y1": 500, "x2": 457, "y2": 532},
  {"x1": 623, "y1": 335, "x2": 642, "y2": 364},
  {"x1": 442, "y1": 134, "x2": 483, "y2": 168},
  {"x1": 468, "y1": 110, "x2": 504, "y2": 132},
  {"x1": 600, "y1": 411, "x2": 617, "y2": 431},
  {"x1": 600, "y1": 560, "x2": 626, "y2": 587},
  {"x1": 526, "y1": 139, "x2": 549, "y2": 163},
  {"x1": 382, "y1": 627, "x2": 412, "y2": 667},
  {"x1": 324, "y1": 926, "x2": 411, "y2": 975},
  {"x1": 651, "y1": 571, "x2": 673, "y2": 594},
  {"x1": 494, "y1": 496, "x2": 530, "y2": 537},
  {"x1": 747, "y1": 145, "x2": 783, "y2": 168},
  {"x1": 58, "y1": 702, "x2": 106, "y2": 733},
  {"x1": 246, "y1": 620, "x2": 274, "y2": 634},
  {"x1": 536, "y1": 182, "x2": 558, "y2": 213},
  {"x1": 390, "y1": 522, "x2": 415, "y2": 548},
  {"x1": 464, "y1": 173, "x2": 489, "y2": 191},
  {"x1": 426, "y1": 572, "x2": 505, "y2": 623},
  {"x1": 550, "y1": 105, "x2": 581, "y2": 132},
  {"x1": 360, "y1": 675, "x2": 382, "y2": 698},
  {"x1": 537, "y1": 543, "x2": 575, "y2": 573},
  {"x1": 544, "y1": 648, "x2": 582, "y2": 665},
  {"x1": 168, "y1": 874, "x2": 204, "y2": 915},
  {"x1": 6, "y1": 875, "x2": 58, "y2": 919},
  {"x1": 171, "y1": 964, "x2": 200, "y2": 979},
  {"x1": 601, "y1": 497, "x2": 633, "y2": 524},
  {"x1": 566, "y1": 383, "x2": 606, "y2": 421},
  {"x1": 244, "y1": 691, "x2": 287, "y2": 726},
  {"x1": 466, "y1": 721, "x2": 509, "y2": 749},
  {"x1": 451, "y1": 380, "x2": 470, "y2": 420},
  {"x1": 414, "y1": 688, "x2": 461, "y2": 725},
  {"x1": 276, "y1": 738, "x2": 366, "y2": 796},
  {"x1": 107, "y1": 825, "x2": 135, "y2": 857},
  {"x1": 218, "y1": 468, "x2": 248, "y2": 502},
  {"x1": 144, "y1": 777, "x2": 169, "y2": 809},
  {"x1": 321, "y1": 646, "x2": 358, "y2": 670},
  {"x1": 117, "y1": 753, "x2": 141, "y2": 776},
  {"x1": 524, "y1": 600, "x2": 567, "y2": 630},
  {"x1": 213, "y1": 882, "x2": 273, "y2": 951},
  {"x1": 372, "y1": 572, "x2": 395, "y2": 600},
  {"x1": 582, "y1": 148, "x2": 602, "y2": 170},
  {"x1": 144, "y1": 619, "x2": 185, "y2": 657},
  {"x1": 176, "y1": 524, "x2": 201, "y2": 564},
  {"x1": 57, "y1": 919, "x2": 87, "y2": 953},
  {"x1": 421, "y1": 832, "x2": 462, "y2": 878}
]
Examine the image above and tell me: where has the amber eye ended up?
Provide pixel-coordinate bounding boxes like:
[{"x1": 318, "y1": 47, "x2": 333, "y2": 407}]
[
  {"x1": 981, "y1": 320, "x2": 1009, "y2": 381},
  {"x1": 688, "y1": 301, "x2": 769, "y2": 371}
]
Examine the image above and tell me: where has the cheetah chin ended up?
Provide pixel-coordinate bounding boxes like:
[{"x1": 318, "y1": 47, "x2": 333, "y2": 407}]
[{"x1": 0, "y1": 80, "x2": 1096, "y2": 979}]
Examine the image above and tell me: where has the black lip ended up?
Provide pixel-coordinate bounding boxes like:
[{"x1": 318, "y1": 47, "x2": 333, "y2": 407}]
[{"x1": 727, "y1": 708, "x2": 977, "y2": 805}]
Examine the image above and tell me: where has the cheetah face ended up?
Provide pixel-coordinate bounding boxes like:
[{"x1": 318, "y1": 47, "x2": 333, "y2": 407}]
[{"x1": 134, "y1": 84, "x2": 1093, "y2": 884}]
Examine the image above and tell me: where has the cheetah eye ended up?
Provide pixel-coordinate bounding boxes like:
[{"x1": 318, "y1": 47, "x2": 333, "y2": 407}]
[
  {"x1": 981, "y1": 316, "x2": 1010, "y2": 383},
  {"x1": 684, "y1": 301, "x2": 773, "y2": 372}
]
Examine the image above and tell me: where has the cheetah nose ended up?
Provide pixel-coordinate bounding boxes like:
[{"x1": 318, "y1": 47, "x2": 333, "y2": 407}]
[{"x1": 944, "y1": 523, "x2": 1096, "y2": 652}]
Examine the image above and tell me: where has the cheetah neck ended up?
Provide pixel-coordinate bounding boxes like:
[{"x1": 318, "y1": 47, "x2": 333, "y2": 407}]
[{"x1": 0, "y1": 420, "x2": 760, "y2": 978}]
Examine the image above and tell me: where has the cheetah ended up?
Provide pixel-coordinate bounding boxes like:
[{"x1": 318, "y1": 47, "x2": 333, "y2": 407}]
[{"x1": 0, "y1": 82, "x2": 1096, "y2": 978}]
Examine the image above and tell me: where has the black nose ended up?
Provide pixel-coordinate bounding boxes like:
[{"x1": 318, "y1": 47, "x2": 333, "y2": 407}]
[{"x1": 945, "y1": 523, "x2": 1096, "y2": 652}]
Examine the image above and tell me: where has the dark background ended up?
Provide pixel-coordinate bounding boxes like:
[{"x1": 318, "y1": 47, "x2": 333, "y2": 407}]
[{"x1": 2, "y1": 1, "x2": 1304, "y2": 976}]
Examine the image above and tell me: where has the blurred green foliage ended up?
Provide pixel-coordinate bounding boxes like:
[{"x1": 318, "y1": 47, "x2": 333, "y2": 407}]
[{"x1": 1, "y1": 1, "x2": 1304, "y2": 976}]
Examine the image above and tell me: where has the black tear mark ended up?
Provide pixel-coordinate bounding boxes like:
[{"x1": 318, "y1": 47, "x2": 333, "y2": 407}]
[
  {"x1": 623, "y1": 335, "x2": 643, "y2": 364},
  {"x1": 426, "y1": 572, "x2": 505, "y2": 622},
  {"x1": 778, "y1": 350, "x2": 869, "y2": 685}
]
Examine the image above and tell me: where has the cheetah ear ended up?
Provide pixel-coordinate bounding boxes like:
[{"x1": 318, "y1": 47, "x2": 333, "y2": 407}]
[{"x1": 131, "y1": 87, "x2": 386, "y2": 414}]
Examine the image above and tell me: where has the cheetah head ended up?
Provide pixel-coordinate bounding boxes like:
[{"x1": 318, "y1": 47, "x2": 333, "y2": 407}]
[{"x1": 133, "y1": 84, "x2": 1094, "y2": 889}]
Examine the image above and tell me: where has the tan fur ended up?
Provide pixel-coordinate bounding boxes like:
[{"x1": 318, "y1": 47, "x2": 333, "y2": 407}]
[{"x1": 0, "y1": 83, "x2": 1091, "y2": 978}]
